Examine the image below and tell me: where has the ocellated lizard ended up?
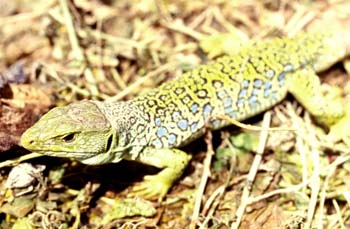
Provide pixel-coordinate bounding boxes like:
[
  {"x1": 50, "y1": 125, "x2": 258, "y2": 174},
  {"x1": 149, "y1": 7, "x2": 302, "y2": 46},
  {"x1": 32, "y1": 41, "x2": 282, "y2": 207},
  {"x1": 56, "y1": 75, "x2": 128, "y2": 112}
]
[{"x1": 20, "y1": 31, "x2": 350, "y2": 199}]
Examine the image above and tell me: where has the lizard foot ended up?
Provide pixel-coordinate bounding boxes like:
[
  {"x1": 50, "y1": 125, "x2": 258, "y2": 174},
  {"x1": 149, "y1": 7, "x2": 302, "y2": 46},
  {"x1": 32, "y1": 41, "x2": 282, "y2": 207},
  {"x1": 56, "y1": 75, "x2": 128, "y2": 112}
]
[
  {"x1": 128, "y1": 174, "x2": 172, "y2": 201},
  {"x1": 328, "y1": 113, "x2": 350, "y2": 144}
]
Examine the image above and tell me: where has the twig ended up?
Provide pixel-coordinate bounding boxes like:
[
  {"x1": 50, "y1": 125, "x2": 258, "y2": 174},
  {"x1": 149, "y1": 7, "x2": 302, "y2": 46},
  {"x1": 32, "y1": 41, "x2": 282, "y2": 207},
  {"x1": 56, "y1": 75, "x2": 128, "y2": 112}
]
[
  {"x1": 162, "y1": 20, "x2": 205, "y2": 41},
  {"x1": 248, "y1": 153, "x2": 350, "y2": 205},
  {"x1": 305, "y1": 115, "x2": 321, "y2": 229},
  {"x1": 318, "y1": 152, "x2": 350, "y2": 229},
  {"x1": 0, "y1": 0, "x2": 56, "y2": 26},
  {"x1": 247, "y1": 181, "x2": 307, "y2": 204},
  {"x1": 231, "y1": 111, "x2": 271, "y2": 229},
  {"x1": 0, "y1": 153, "x2": 43, "y2": 168},
  {"x1": 201, "y1": 139, "x2": 237, "y2": 228},
  {"x1": 106, "y1": 62, "x2": 177, "y2": 102},
  {"x1": 58, "y1": 0, "x2": 99, "y2": 97},
  {"x1": 332, "y1": 199, "x2": 346, "y2": 229},
  {"x1": 201, "y1": 185, "x2": 225, "y2": 220},
  {"x1": 216, "y1": 114, "x2": 295, "y2": 131},
  {"x1": 190, "y1": 131, "x2": 214, "y2": 229}
]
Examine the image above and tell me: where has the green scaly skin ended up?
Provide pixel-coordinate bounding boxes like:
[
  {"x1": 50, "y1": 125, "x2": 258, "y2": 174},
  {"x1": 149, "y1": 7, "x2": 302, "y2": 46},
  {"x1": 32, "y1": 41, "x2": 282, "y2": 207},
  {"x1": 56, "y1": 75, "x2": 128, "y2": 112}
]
[{"x1": 21, "y1": 31, "x2": 350, "y2": 199}]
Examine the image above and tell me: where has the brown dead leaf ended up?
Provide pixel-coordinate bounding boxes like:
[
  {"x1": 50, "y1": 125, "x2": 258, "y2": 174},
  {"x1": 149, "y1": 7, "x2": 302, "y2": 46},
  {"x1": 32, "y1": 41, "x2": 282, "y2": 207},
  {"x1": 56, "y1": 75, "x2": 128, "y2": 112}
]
[
  {"x1": 0, "y1": 84, "x2": 51, "y2": 152},
  {"x1": 242, "y1": 203, "x2": 287, "y2": 228}
]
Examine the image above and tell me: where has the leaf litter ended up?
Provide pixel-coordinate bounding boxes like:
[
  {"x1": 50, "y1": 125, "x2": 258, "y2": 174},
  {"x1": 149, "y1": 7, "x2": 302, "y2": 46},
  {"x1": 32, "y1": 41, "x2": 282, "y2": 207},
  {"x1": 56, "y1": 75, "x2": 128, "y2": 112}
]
[{"x1": 0, "y1": 0, "x2": 349, "y2": 228}]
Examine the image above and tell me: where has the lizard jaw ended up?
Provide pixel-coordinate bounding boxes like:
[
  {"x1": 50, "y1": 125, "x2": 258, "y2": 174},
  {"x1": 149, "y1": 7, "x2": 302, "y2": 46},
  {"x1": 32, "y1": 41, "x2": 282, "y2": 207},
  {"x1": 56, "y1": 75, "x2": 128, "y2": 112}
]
[{"x1": 29, "y1": 149, "x2": 123, "y2": 165}]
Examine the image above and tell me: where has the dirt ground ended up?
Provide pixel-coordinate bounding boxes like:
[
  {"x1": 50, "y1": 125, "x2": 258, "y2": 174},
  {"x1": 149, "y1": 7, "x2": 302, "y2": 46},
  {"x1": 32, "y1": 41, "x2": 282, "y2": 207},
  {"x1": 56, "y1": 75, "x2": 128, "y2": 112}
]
[{"x1": 0, "y1": 0, "x2": 350, "y2": 228}]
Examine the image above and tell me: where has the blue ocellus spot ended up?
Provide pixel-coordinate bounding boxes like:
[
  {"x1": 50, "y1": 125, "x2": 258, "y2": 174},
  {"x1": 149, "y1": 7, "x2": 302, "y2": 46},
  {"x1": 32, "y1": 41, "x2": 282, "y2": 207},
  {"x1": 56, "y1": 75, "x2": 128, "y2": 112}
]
[
  {"x1": 264, "y1": 81, "x2": 272, "y2": 89},
  {"x1": 211, "y1": 119, "x2": 221, "y2": 127},
  {"x1": 265, "y1": 69, "x2": 275, "y2": 78},
  {"x1": 224, "y1": 106, "x2": 233, "y2": 114},
  {"x1": 223, "y1": 97, "x2": 232, "y2": 107},
  {"x1": 156, "y1": 126, "x2": 167, "y2": 137},
  {"x1": 227, "y1": 110, "x2": 237, "y2": 118},
  {"x1": 168, "y1": 134, "x2": 177, "y2": 145},
  {"x1": 284, "y1": 63, "x2": 293, "y2": 72},
  {"x1": 155, "y1": 117, "x2": 161, "y2": 126},
  {"x1": 242, "y1": 79, "x2": 250, "y2": 88},
  {"x1": 252, "y1": 88, "x2": 259, "y2": 95},
  {"x1": 237, "y1": 98, "x2": 245, "y2": 107},
  {"x1": 172, "y1": 111, "x2": 181, "y2": 120},
  {"x1": 278, "y1": 72, "x2": 286, "y2": 86},
  {"x1": 152, "y1": 139, "x2": 162, "y2": 148},
  {"x1": 191, "y1": 122, "x2": 198, "y2": 132},
  {"x1": 238, "y1": 89, "x2": 247, "y2": 98},
  {"x1": 203, "y1": 104, "x2": 213, "y2": 116},
  {"x1": 248, "y1": 95, "x2": 257, "y2": 103},
  {"x1": 191, "y1": 103, "x2": 199, "y2": 113},
  {"x1": 177, "y1": 119, "x2": 188, "y2": 130},
  {"x1": 264, "y1": 88, "x2": 271, "y2": 97},
  {"x1": 271, "y1": 91, "x2": 277, "y2": 100},
  {"x1": 217, "y1": 90, "x2": 226, "y2": 99},
  {"x1": 253, "y1": 79, "x2": 263, "y2": 88},
  {"x1": 250, "y1": 102, "x2": 258, "y2": 110}
]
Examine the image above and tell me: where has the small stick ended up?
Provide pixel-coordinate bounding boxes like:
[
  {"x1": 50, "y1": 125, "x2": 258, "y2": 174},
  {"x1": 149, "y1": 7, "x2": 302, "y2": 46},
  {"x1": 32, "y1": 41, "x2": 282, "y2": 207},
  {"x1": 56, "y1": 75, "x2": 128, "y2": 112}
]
[
  {"x1": 59, "y1": 0, "x2": 99, "y2": 97},
  {"x1": 0, "y1": 152, "x2": 42, "y2": 168},
  {"x1": 231, "y1": 111, "x2": 271, "y2": 229},
  {"x1": 106, "y1": 62, "x2": 176, "y2": 102},
  {"x1": 215, "y1": 114, "x2": 295, "y2": 131},
  {"x1": 190, "y1": 131, "x2": 214, "y2": 229}
]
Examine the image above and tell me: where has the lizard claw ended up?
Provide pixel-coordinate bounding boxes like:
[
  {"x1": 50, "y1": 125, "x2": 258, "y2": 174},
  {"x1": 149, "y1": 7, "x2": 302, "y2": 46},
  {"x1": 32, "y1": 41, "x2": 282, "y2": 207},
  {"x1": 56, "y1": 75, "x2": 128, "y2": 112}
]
[{"x1": 128, "y1": 174, "x2": 171, "y2": 201}]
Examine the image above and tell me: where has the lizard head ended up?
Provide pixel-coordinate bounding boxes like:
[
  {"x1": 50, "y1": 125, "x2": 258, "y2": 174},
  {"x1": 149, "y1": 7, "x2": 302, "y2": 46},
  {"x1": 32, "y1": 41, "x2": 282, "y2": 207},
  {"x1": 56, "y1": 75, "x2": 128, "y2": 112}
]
[{"x1": 21, "y1": 100, "x2": 124, "y2": 165}]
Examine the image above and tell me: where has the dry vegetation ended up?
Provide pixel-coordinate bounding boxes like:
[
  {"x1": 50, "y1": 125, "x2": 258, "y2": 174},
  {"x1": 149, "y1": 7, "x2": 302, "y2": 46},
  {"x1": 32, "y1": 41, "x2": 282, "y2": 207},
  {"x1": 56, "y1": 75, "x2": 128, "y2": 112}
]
[{"x1": 0, "y1": 0, "x2": 350, "y2": 228}]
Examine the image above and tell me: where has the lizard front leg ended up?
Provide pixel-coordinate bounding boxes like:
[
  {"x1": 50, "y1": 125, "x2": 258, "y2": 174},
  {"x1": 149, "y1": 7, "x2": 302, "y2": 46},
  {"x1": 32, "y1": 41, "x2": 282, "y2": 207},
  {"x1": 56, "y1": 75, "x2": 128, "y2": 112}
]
[{"x1": 128, "y1": 147, "x2": 192, "y2": 201}]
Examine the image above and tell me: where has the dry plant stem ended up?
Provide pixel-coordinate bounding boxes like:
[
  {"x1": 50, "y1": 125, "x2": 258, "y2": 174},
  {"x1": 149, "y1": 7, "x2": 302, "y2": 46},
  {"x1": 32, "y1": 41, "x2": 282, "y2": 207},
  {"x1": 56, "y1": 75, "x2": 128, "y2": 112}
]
[
  {"x1": 284, "y1": 8, "x2": 315, "y2": 36},
  {"x1": 288, "y1": 103, "x2": 309, "y2": 192},
  {"x1": 343, "y1": 189, "x2": 350, "y2": 208},
  {"x1": 58, "y1": 0, "x2": 99, "y2": 98},
  {"x1": 39, "y1": 61, "x2": 95, "y2": 97},
  {"x1": 286, "y1": 103, "x2": 322, "y2": 227},
  {"x1": 106, "y1": 62, "x2": 176, "y2": 102},
  {"x1": 49, "y1": 9, "x2": 144, "y2": 50},
  {"x1": 0, "y1": 152, "x2": 43, "y2": 168},
  {"x1": 318, "y1": 152, "x2": 350, "y2": 229},
  {"x1": 247, "y1": 182, "x2": 307, "y2": 204},
  {"x1": 201, "y1": 143, "x2": 236, "y2": 228},
  {"x1": 296, "y1": 135, "x2": 309, "y2": 193},
  {"x1": 317, "y1": 153, "x2": 338, "y2": 229},
  {"x1": 216, "y1": 114, "x2": 295, "y2": 131},
  {"x1": 304, "y1": 114, "x2": 321, "y2": 229},
  {"x1": 249, "y1": 153, "x2": 350, "y2": 204},
  {"x1": 110, "y1": 68, "x2": 127, "y2": 90},
  {"x1": 0, "y1": 0, "x2": 56, "y2": 26},
  {"x1": 162, "y1": 20, "x2": 204, "y2": 41},
  {"x1": 333, "y1": 199, "x2": 346, "y2": 229},
  {"x1": 190, "y1": 131, "x2": 214, "y2": 229},
  {"x1": 200, "y1": 185, "x2": 225, "y2": 229},
  {"x1": 231, "y1": 111, "x2": 271, "y2": 229}
]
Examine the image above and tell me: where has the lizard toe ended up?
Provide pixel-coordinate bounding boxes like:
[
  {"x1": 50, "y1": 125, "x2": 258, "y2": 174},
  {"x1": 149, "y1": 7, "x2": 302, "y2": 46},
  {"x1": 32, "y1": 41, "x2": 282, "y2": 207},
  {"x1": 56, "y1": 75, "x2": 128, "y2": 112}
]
[{"x1": 128, "y1": 174, "x2": 171, "y2": 201}]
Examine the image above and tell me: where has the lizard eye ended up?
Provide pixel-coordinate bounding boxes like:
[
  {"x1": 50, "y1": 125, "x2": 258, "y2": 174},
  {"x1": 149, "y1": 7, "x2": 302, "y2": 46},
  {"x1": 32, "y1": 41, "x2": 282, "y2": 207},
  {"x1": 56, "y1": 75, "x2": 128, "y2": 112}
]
[{"x1": 62, "y1": 133, "x2": 75, "y2": 143}]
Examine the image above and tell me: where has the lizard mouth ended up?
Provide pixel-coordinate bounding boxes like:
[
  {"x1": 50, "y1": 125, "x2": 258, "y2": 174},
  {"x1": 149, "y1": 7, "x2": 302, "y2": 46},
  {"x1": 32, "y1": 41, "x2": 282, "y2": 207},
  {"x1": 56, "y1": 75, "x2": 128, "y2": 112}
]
[
  {"x1": 31, "y1": 149, "x2": 97, "y2": 160},
  {"x1": 32, "y1": 149, "x2": 124, "y2": 165}
]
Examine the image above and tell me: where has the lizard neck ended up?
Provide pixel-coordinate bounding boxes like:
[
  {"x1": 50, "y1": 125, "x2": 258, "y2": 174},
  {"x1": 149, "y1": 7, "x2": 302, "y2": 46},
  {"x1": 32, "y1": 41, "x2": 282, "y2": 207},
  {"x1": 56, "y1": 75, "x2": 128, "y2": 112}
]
[
  {"x1": 91, "y1": 100, "x2": 149, "y2": 159},
  {"x1": 92, "y1": 101, "x2": 138, "y2": 131}
]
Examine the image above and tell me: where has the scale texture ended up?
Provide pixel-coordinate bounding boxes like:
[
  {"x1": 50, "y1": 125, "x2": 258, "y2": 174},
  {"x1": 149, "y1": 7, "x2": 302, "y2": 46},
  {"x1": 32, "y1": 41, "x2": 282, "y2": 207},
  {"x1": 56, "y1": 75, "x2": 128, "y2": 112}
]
[{"x1": 21, "y1": 31, "x2": 350, "y2": 199}]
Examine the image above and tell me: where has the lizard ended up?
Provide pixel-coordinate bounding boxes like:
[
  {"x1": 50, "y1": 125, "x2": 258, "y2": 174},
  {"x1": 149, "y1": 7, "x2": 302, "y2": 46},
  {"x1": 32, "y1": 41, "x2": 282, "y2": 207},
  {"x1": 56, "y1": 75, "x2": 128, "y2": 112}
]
[{"x1": 20, "y1": 31, "x2": 350, "y2": 199}]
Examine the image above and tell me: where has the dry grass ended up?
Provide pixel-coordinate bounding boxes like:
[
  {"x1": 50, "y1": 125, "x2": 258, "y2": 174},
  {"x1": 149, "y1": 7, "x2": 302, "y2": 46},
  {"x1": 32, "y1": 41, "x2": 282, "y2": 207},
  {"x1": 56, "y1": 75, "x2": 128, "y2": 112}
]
[{"x1": 0, "y1": 0, "x2": 350, "y2": 228}]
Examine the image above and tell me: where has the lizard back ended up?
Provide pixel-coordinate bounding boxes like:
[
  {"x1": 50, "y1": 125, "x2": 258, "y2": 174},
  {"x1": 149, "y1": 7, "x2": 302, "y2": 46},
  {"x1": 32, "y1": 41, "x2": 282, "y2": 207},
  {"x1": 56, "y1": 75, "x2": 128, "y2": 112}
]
[{"x1": 130, "y1": 32, "x2": 336, "y2": 149}]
